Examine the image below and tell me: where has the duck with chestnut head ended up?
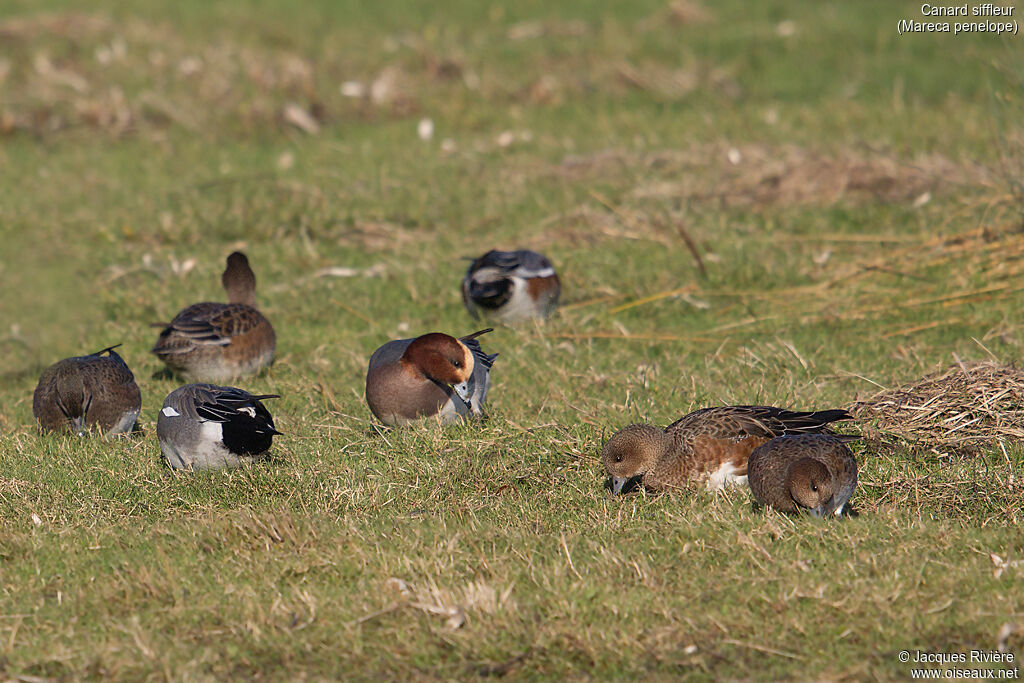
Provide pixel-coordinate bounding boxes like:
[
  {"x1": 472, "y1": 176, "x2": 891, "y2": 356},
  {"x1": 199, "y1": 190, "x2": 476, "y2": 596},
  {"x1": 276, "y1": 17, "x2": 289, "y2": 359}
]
[
  {"x1": 365, "y1": 329, "x2": 498, "y2": 427},
  {"x1": 747, "y1": 433, "x2": 858, "y2": 517},
  {"x1": 601, "y1": 405, "x2": 853, "y2": 495}
]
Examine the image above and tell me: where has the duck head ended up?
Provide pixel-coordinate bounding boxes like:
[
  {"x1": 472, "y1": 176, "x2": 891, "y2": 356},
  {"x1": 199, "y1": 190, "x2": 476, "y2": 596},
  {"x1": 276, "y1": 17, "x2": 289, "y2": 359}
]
[
  {"x1": 787, "y1": 458, "x2": 835, "y2": 517},
  {"x1": 402, "y1": 333, "x2": 476, "y2": 403},
  {"x1": 601, "y1": 424, "x2": 673, "y2": 495}
]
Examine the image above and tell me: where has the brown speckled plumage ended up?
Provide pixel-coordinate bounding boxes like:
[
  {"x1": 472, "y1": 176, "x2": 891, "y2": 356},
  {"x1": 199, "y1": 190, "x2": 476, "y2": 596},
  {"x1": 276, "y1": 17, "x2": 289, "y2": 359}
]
[
  {"x1": 602, "y1": 405, "x2": 852, "y2": 494},
  {"x1": 748, "y1": 433, "x2": 858, "y2": 516},
  {"x1": 32, "y1": 345, "x2": 142, "y2": 436},
  {"x1": 152, "y1": 252, "x2": 275, "y2": 381}
]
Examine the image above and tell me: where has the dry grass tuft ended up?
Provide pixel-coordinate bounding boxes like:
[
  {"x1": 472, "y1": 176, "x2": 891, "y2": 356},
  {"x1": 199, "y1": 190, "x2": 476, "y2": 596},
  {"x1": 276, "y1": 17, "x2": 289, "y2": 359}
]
[
  {"x1": 629, "y1": 144, "x2": 988, "y2": 208},
  {"x1": 851, "y1": 361, "x2": 1024, "y2": 455}
]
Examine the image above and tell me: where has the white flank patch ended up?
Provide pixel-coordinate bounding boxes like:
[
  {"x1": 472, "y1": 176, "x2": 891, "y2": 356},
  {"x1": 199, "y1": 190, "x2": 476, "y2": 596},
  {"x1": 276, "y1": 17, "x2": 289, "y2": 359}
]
[
  {"x1": 705, "y1": 462, "x2": 748, "y2": 491},
  {"x1": 199, "y1": 420, "x2": 224, "y2": 443},
  {"x1": 515, "y1": 266, "x2": 555, "y2": 278},
  {"x1": 161, "y1": 406, "x2": 180, "y2": 417}
]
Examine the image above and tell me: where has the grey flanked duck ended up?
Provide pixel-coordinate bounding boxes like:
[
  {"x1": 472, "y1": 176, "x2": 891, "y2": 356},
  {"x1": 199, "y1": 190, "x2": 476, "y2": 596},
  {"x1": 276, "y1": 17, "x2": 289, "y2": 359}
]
[
  {"x1": 157, "y1": 383, "x2": 281, "y2": 470},
  {"x1": 151, "y1": 252, "x2": 276, "y2": 381},
  {"x1": 32, "y1": 344, "x2": 141, "y2": 436},
  {"x1": 365, "y1": 329, "x2": 497, "y2": 427}
]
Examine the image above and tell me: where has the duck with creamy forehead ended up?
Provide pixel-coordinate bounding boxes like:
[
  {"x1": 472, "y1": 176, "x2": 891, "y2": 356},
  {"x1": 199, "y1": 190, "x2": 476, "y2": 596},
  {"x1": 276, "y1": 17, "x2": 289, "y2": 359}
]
[
  {"x1": 601, "y1": 405, "x2": 853, "y2": 495},
  {"x1": 365, "y1": 329, "x2": 497, "y2": 427},
  {"x1": 747, "y1": 433, "x2": 858, "y2": 517}
]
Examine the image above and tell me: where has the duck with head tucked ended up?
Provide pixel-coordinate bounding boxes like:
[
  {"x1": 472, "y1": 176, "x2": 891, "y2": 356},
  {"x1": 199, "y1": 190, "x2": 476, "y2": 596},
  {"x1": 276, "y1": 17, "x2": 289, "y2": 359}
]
[
  {"x1": 748, "y1": 433, "x2": 858, "y2": 517},
  {"x1": 366, "y1": 329, "x2": 497, "y2": 427},
  {"x1": 462, "y1": 249, "x2": 560, "y2": 324},
  {"x1": 602, "y1": 405, "x2": 853, "y2": 495},
  {"x1": 157, "y1": 383, "x2": 281, "y2": 470},
  {"x1": 151, "y1": 252, "x2": 275, "y2": 381},
  {"x1": 33, "y1": 344, "x2": 142, "y2": 436}
]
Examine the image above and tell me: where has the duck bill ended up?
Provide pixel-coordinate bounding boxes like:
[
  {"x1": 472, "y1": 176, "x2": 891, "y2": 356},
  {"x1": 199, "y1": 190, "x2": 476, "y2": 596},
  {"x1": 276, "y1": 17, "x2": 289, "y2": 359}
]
[
  {"x1": 452, "y1": 381, "x2": 471, "y2": 404},
  {"x1": 612, "y1": 476, "x2": 629, "y2": 495}
]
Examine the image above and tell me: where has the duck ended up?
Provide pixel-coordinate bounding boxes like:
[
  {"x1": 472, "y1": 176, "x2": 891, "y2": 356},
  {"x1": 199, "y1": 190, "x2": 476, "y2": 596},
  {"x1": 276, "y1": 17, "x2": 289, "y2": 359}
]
[
  {"x1": 365, "y1": 329, "x2": 498, "y2": 427},
  {"x1": 151, "y1": 252, "x2": 275, "y2": 381},
  {"x1": 32, "y1": 344, "x2": 142, "y2": 436},
  {"x1": 747, "y1": 433, "x2": 858, "y2": 516},
  {"x1": 462, "y1": 249, "x2": 560, "y2": 324},
  {"x1": 601, "y1": 405, "x2": 853, "y2": 495},
  {"x1": 157, "y1": 383, "x2": 281, "y2": 470}
]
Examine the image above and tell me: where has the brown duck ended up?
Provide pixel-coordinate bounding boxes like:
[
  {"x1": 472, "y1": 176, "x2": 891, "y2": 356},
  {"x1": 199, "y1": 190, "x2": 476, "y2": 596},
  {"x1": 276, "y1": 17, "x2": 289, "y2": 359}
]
[
  {"x1": 151, "y1": 252, "x2": 275, "y2": 381},
  {"x1": 602, "y1": 405, "x2": 852, "y2": 494},
  {"x1": 747, "y1": 433, "x2": 858, "y2": 516},
  {"x1": 32, "y1": 344, "x2": 142, "y2": 436}
]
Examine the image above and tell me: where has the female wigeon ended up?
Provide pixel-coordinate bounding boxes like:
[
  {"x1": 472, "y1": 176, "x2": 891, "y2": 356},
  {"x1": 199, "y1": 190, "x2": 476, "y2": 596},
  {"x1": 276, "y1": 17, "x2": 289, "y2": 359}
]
[
  {"x1": 601, "y1": 405, "x2": 853, "y2": 495},
  {"x1": 151, "y1": 252, "x2": 275, "y2": 381},
  {"x1": 748, "y1": 433, "x2": 858, "y2": 516},
  {"x1": 33, "y1": 344, "x2": 142, "y2": 436},
  {"x1": 462, "y1": 249, "x2": 560, "y2": 324},
  {"x1": 365, "y1": 329, "x2": 498, "y2": 427},
  {"x1": 157, "y1": 383, "x2": 281, "y2": 470}
]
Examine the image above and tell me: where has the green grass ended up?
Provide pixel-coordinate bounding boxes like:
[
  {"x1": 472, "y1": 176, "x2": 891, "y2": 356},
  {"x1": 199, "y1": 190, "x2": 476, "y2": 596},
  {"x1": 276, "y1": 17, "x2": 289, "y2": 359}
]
[{"x1": 2, "y1": 0, "x2": 1024, "y2": 679}]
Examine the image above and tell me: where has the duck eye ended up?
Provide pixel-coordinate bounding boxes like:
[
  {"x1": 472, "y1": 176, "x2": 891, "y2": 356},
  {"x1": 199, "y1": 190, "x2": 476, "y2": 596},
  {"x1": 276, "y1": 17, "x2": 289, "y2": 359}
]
[
  {"x1": 452, "y1": 360, "x2": 462, "y2": 368},
  {"x1": 614, "y1": 455, "x2": 623, "y2": 463}
]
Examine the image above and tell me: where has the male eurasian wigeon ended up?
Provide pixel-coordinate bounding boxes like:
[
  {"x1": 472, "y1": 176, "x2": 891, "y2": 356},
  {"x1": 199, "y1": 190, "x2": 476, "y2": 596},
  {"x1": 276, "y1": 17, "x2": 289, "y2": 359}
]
[
  {"x1": 748, "y1": 433, "x2": 858, "y2": 516},
  {"x1": 602, "y1": 405, "x2": 853, "y2": 494},
  {"x1": 32, "y1": 344, "x2": 142, "y2": 436},
  {"x1": 151, "y1": 252, "x2": 275, "y2": 381},
  {"x1": 462, "y1": 249, "x2": 560, "y2": 324},
  {"x1": 365, "y1": 329, "x2": 498, "y2": 427},
  {"x1": 157, "y1": 383, "x2": 281, "y2": 470}
]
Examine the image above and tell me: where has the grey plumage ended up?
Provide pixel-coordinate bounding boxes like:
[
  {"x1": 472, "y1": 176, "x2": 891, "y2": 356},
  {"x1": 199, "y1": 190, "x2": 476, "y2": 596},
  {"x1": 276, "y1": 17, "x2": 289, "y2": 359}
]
[
  {"x1": 157, "y1": 383, "x2": 280, "y2": 470},
  {"x1": 365, "y1": 330, "x2": 497, "y2": 427}
]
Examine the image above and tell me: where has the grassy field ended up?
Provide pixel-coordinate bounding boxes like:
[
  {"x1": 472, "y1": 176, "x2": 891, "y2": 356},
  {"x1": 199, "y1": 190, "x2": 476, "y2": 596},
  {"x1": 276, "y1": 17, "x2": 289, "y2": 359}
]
[{"x1": 2, "y1": 0, "x2": 1024, "y2": 678}]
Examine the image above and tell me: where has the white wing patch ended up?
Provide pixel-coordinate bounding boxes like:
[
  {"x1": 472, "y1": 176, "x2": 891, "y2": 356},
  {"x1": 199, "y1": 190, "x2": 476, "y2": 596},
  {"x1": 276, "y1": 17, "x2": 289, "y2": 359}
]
[
  {"x1": 705, "y1": 462, "x2": 748, "y2": 491},
  {"x1": 162, "y1": 406, "x2": 181, "y2": 417},
  {"x1": 514, "y1": 266, "x2": 555, "y2": 279},
  {"x1": 237, "y1": 406, "x2": 256, "y2": 418}
]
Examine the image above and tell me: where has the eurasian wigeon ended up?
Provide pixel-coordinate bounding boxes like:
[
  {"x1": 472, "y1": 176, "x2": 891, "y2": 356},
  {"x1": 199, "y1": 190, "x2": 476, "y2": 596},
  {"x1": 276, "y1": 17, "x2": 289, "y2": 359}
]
[
  {"x1": 157, "y1": 383, "x2": 281, "y2": 470},
  {"x1": 748, "y1": 433, "x2": 858, "y2": 517},
  {"x1": 602, "y1": 405, "x2": 853, "y2": 495},
  {"x1": 462, "y1": 249, "x2": 560, "y2": 324},
  {"x1": 365, "y1": 329, "x2": 498, "y2": 427},
  {"x1": 32, "y1": 344, "x2": 142, "y2": 436},
  {"x1": 151, "y1": 252, "x2": 276, "y2": 381}
]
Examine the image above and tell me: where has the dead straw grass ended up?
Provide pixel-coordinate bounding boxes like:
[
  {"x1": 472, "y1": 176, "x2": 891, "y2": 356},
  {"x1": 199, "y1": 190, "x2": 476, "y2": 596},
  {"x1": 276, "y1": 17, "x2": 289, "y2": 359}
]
[{"x1": 851, "y1": 360, "x2": 1024, "y2": 455}]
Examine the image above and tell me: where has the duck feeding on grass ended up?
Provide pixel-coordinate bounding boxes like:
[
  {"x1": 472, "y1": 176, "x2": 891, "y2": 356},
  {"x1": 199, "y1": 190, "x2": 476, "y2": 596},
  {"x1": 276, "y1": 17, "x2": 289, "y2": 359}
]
[
  {"x1": 602, "y1": 405, "x2": 853, "y2": 495},
  {"x1": 747, "y1": 433, "x2": 858, "y2": 517},
  {"x1": 365, "y1": 329, "x2": 498, "y2": 427},
  {"x1": 33, "y1": 344, "x2": 141, "y2": 436},
  {"x1": 157, "y1": 383, "x2": 281, "y2": 470}
]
